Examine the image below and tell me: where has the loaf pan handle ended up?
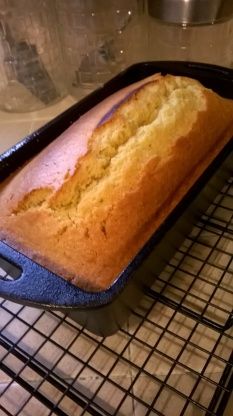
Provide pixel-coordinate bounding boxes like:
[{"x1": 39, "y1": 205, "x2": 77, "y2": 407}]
[{"x1": 0, "y1": 241, "x2": 106, "y2": 309}]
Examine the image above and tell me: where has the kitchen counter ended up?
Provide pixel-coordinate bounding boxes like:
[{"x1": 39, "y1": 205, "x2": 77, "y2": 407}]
[{"x1": 0, "y1": 96, "x2": 76, "y2": 155}]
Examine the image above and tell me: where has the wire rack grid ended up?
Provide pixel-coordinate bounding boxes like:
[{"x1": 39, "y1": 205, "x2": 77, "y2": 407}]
[{"x1": 0, "y1": 175, "x2": 232, "y2": 416}]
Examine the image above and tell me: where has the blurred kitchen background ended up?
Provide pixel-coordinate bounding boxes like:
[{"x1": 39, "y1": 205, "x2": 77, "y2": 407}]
[{"x1": 0, "y1": 0, "x2": 232, "y2": 115}]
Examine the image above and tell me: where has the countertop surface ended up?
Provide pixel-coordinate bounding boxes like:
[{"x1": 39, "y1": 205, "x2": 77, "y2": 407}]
[{"x1": 0, "y1": 96, "x2": 76, "y2": 155}]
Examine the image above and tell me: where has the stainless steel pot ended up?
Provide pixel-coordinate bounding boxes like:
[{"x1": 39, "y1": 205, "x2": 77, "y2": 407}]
[{"x1": 148, "y1": 0, "x2": 233, "y2": 25}]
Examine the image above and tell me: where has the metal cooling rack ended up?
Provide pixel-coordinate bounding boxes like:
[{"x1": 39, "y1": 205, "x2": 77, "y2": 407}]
[{"x1": 0, "y1": 176, "x2": 232, "y2": 416}]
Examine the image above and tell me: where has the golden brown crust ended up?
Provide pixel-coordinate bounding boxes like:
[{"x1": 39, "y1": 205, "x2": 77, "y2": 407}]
[
  {"x1": 0, "y1": 74, "x2": 233, "y2": 291},
  {"x1": 0, "y1": 72, "x2": 162, "y2": 216}
]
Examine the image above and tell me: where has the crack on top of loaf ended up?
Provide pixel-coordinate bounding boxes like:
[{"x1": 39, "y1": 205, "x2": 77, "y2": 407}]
[
  {"x1": 13, "y1": 187, "x2": 53, "y2": 214},
  {"x1": 48, "y1": 76, "x2": 204, "y2": 213},
  {"x1": 13, "y1": 75, "x2": 205, "y2": 216},
  {"x1": 48, "y1": 76, "x2": 193, "y2": 211}
]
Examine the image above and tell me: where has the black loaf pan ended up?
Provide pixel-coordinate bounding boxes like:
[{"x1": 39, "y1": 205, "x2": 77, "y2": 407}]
[{"x1": 0, "y1": 61, "x2": 232, "y2": 336}]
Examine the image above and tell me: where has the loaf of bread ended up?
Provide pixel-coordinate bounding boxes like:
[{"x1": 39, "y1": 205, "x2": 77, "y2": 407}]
[{"x1": 0, "y1": 74, "x2": 233, "y2": 291}]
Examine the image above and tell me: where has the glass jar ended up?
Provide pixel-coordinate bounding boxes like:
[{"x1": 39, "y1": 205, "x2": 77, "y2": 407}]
[
  {"x1": 0, "y1": 0, "x2": 66, "y2": 112},
  {"x1": 56, "y1": 0, "x2": 145, "y2": 99}
]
